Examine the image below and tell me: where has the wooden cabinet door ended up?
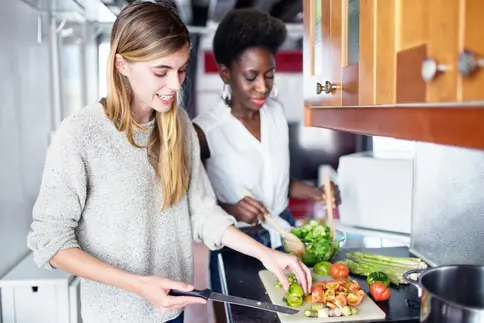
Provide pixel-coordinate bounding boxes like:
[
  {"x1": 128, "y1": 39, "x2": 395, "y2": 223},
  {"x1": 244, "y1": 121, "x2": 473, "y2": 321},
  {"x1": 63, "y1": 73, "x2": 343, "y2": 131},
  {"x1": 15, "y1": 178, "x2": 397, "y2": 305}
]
[
  {"x1": 459, "y1": 0, "x2": 484, "y2": 101},
  {"x1": 341, "y1": 0, "x2": 359, "y2": 106},
  {"x1": 303, "y1": 0, "x2": 342, "y2": 118},
  {"x1": 423, "y1": 0, "x2": 460, "y2": 103}
]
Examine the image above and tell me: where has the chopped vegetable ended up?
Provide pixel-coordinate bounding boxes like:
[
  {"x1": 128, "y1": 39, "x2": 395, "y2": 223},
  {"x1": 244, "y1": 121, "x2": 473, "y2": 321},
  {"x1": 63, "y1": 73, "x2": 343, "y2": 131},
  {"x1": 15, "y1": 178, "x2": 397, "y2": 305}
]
[
  {"x1": 278, "y1": 269, "x2": 363, "y2": 316},
  {"x1": 310, "y1": 278, "x2": 365, "y2": 311},
  {"x1": 318, "y1": 308, "x2": 329, "y2": 317},
  {"x1": 338, "y1": 252, "x2": 427, "y2": 285},
  {"x1": 284, "y1": 293, "x2": 303, "y2": 307},
  {"x1": 304, "y1": 309, "x2": 318, "y2": 317},
  {"x1": 347, "y1": 292, "x2": 364, "y2": 306},
  {"x1": 330, "y1": 263, "x2": 350, "y2": 279},
  {"x1": 288, "y1": 283, "x2": 304, "y2": 297},
  {"x1": 289, "y1": 220, "x2": 340, "y2": 266},
  {"x1": 334, "y1": 293, "x2": 348, "y2": 307},
  {"x1": 274, "y1": 274, "x2": 298, "y2": 288},
  {"x1": 279, "y1": 280, "x2": 306, "y2": 308},
  {"x1": 328, "y1": 308, "x2": 342, "y2": 317},
  {"x1": 311, "y1": 283, "x2": 324, "y2": 303},
  {"x1": 367, "y1": 271, "x2": 391, "y2": 287},
  {"x1": 369, "y1": 282, "x2": 391, "y2": 301},
  {"x1": 341, "y1": 306, "x2": 352, "y2": 316}
]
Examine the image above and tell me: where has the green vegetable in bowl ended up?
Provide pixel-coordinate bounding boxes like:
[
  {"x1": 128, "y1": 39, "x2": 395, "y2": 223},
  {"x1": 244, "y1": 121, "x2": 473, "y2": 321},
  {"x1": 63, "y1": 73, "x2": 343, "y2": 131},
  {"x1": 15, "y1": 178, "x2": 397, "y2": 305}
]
[{"x1": 287, "y1": 220, "x2": 342, "y2": 266}]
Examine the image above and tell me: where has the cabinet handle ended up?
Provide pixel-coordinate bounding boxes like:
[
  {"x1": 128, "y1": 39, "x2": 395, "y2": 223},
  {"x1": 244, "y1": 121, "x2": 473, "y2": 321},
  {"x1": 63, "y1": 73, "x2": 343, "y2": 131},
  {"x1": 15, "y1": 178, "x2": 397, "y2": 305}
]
[
  {"x1": 458, "y1": 50, "x2": 484, "y2": 77},
  {"x1": 316, "y1": 81, "x2": 340, "y2": 95},
  {"x1": 421, "y1": 58, "x2": 449, "y2": 82}
]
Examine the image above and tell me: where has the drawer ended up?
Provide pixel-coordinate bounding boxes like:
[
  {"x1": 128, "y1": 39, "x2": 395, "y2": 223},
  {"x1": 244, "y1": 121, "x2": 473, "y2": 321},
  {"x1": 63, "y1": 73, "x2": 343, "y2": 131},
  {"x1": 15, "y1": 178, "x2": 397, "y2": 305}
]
[{"x1": 1, "y1": 284, "x2": 70, "y2": 323}]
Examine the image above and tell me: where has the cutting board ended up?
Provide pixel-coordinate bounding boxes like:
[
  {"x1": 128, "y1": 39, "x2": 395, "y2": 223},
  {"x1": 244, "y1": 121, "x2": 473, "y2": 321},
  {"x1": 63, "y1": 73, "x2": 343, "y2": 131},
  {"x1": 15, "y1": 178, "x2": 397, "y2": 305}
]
[{"x1": 259, "y1": 270, "x2": 386, "y2": 322}]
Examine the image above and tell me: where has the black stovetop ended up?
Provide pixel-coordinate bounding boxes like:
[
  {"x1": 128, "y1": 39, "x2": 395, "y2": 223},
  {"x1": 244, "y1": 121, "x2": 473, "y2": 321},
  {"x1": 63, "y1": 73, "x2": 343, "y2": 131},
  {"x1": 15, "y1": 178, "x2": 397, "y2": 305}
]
[{"x1": 218, "y1": 246, "x2": 421, "y2": 323}]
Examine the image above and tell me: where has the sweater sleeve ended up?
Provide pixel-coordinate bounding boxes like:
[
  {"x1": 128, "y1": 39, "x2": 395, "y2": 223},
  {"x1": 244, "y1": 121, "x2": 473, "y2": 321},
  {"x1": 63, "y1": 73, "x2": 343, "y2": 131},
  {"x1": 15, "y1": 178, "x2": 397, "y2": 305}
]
[
  {"x1": 27, "y1": 125, "x2": 86, "y2": 270},
  {"x1": 185, "y1": 114, "x2": 236, "y2": 250}
]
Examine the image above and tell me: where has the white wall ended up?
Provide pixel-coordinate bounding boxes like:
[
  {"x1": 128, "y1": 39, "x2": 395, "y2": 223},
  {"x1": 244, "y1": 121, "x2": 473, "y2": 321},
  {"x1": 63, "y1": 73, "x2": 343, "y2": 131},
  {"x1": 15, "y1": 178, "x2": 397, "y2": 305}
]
[
  {"x1": 0, "y1": 0, "x2": 101, "y2": 279},
  {"x1": 0, "y1": 0, "x2": 53, "y2": 277}
]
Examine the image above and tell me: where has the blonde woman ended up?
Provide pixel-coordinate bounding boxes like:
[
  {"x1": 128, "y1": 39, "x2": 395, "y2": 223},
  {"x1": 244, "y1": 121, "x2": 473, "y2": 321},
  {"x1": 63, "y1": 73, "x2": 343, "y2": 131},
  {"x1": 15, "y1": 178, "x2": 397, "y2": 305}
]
[{"x1": 26, "y1": 2, "x2": 311, "y2": 323}]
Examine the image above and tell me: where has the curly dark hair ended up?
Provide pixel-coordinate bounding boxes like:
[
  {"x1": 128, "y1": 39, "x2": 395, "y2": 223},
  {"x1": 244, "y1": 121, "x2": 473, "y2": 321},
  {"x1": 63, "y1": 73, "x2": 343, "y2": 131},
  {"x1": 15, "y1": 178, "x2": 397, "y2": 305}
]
[{"x1": 212, "y1": 8, "x2": 287, "y2": 68}]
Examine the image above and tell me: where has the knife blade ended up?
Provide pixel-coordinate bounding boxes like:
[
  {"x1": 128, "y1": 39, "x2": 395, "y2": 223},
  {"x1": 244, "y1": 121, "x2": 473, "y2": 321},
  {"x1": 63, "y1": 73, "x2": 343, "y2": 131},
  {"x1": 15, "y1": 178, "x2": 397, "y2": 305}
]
[{"x1": 169, "y1": 288, "x2": 298, "y2": 315}]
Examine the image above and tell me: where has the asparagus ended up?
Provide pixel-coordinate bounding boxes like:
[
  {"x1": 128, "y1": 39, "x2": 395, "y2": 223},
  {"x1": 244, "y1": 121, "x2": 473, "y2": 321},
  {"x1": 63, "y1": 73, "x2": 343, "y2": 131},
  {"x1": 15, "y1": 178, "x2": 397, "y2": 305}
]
[
  {"x1": 339, "y1": 259, "x2": 404, "y2": 285},
  {"x1": 346, "y1": 252, "x2": 428, "y2": 268},
  {"x1": 339, "y1": 252, "x2": 428, "y2": 285}
]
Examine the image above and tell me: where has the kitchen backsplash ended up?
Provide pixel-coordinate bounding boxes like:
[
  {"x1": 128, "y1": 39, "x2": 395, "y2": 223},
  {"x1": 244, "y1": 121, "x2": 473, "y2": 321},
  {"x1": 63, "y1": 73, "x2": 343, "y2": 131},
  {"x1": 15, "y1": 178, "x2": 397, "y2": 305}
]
[{"x1": 410, "y1": 142, "x2": 484, "y2": 266}]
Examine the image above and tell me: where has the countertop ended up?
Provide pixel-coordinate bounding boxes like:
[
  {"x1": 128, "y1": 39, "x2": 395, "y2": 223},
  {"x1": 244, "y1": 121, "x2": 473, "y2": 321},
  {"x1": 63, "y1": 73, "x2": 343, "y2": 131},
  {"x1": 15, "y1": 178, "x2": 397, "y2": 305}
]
[{"x1": 217, "y1": 245, "x2": 421, "y2": 323}]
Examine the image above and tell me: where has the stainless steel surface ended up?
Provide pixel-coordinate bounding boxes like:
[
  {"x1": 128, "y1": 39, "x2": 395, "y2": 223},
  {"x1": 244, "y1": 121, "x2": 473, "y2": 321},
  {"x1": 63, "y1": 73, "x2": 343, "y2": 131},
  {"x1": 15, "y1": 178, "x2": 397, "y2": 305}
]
[
  {"x1": 101, "y1": 0, "x2": 304, "y2": 24},
  {"x1": 316, "y1": 81, "x2": 339, "y2": 95},
  {"x1": 403, "y1": 266, "x2": 484, "y2": 323},
  {"x1": 421, "y1": 58, "x2": 448, "y2": 82},
  {"x1": 410, "y1": 142, "x2": 484, "y2": 266},
  {"x1": 458, "y1": 50, "x2": 484, "y2": 77},
  {"x1": 209, "y1": 292, "x2": 299, "y2": 315}
]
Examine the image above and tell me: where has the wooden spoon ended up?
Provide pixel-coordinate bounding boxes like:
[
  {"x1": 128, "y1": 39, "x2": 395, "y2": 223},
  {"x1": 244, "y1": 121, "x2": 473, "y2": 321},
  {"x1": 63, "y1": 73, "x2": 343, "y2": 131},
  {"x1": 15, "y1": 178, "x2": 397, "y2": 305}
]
[{"x1": 243, "y1": 189, "x2": 305, "y2": 258}]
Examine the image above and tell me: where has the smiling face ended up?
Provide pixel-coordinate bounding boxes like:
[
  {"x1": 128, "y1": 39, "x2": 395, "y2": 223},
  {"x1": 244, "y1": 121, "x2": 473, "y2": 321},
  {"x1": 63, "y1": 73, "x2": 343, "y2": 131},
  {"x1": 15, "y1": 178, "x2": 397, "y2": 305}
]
[
  {"x1": 222, "y1": 46, "x2": 275, "y2": 112},
  {"x1": 115, "y1": 43, "x2": 190, "y2": 115}
]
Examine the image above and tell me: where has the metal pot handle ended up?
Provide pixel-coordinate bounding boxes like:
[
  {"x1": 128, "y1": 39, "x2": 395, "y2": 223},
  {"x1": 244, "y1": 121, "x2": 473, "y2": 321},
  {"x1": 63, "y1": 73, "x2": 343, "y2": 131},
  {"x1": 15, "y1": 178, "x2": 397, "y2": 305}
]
[{"x1": 402, "y1": 269, "x2": 424, "y2": 297}]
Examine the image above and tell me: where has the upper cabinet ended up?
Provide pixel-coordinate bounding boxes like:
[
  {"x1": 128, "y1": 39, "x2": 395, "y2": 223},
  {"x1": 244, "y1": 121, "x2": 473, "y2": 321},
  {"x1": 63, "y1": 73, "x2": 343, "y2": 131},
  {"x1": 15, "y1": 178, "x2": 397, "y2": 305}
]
[{"x1": 303, "y1": 0, "x2": 484, "y2": 150}]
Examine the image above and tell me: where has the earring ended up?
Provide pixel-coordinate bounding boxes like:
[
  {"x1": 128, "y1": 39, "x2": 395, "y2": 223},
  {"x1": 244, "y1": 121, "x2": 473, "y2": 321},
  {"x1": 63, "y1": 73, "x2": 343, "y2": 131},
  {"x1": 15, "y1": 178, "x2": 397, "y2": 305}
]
[
  {"x1": 271, "y1": 84, "x2": 279, "y2": 98},
  {"x1": 222, "y1": 83, "x2": 231, "y2": 101}
]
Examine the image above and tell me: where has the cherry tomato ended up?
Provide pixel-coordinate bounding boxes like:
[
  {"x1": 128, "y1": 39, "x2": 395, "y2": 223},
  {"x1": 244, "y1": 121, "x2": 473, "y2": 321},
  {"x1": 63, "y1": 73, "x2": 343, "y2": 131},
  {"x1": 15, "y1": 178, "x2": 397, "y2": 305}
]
[
  {"x1": 369, "y1": 281, "x2": 391, "y2": 301},
  {"x1": 330, "y1": 263, "x2": 350, "y2": 279}
]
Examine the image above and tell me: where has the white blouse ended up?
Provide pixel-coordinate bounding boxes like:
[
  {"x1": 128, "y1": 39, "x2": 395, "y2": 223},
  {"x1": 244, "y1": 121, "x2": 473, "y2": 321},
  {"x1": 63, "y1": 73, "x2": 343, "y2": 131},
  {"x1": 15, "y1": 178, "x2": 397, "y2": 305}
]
[{"x1": 193, "y1": 98, "x2": 291, "y2": 248}]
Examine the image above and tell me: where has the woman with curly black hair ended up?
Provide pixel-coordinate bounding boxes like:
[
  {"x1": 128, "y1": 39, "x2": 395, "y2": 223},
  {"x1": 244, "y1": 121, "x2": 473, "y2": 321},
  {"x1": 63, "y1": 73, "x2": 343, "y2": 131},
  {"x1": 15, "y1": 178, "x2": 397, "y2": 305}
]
[{"x1": 193, "y1": 8, "x2": 340, "y2": 294}]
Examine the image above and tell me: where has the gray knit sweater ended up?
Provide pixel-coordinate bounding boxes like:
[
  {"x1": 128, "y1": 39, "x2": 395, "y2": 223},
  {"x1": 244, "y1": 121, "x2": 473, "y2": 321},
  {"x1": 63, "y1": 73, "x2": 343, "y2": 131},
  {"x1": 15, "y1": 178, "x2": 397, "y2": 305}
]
[{"x1": 27, "y1": 103, "x2": 236, "y2": 323}]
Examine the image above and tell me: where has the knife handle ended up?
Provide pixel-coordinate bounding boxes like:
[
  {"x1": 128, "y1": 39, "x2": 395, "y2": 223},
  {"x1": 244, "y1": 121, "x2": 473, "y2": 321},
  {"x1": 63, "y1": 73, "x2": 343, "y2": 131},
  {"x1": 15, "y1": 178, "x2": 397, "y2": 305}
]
[{"x1": 169, "y1": 288, "x2": 211, "y2": 300}]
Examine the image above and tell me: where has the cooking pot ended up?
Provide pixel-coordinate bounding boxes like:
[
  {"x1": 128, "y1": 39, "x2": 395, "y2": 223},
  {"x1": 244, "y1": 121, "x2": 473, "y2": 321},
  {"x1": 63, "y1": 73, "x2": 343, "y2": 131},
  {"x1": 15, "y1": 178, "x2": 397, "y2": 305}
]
[{"x1": 403, "y1": 265, "x2": 484, "y2": 323}]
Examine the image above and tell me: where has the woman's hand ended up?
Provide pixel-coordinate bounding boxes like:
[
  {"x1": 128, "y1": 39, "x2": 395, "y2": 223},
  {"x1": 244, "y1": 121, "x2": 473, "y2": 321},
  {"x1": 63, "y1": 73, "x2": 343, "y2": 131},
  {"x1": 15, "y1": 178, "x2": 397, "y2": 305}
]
[
  {"x1": 289, "y1": 179, "x2": 341, "y2": 205},
  {"x1": 258, "y1": 248, "x2": 312, "y2": 295},
  {"x1": 224, "y1": 197, "x2": 268, "y2": 224},
  {"x1": 136, "y1": 276, "x2": 206, "y2": 312}
]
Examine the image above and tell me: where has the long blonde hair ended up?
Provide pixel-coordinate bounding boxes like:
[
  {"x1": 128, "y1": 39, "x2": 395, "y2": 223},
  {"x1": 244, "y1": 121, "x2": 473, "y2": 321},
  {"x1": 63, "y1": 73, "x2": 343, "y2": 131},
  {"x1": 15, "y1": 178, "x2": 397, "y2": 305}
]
[{"x1": 103, "y1": 1, "x2": 190, "y2": 209}]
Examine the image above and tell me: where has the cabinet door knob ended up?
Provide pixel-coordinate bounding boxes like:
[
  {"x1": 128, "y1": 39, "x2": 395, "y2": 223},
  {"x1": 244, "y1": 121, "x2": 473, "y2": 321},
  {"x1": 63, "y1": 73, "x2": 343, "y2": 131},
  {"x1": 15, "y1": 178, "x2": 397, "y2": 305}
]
[
  {"x1": 316, "y1": 81, "x2": 340, "y2": 95},
  {"x1": 458, "y1": 50, "x2": 484, "y2": 77},
  {"x1": 421, "y1": 58, "x2": 449, "y2": 82}
]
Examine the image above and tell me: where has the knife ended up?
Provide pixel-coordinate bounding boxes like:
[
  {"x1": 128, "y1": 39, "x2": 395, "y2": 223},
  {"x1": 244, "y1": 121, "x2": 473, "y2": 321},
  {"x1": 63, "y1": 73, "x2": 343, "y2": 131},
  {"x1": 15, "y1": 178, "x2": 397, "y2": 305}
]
[{"x1": 169, "y1": 288, "x2": 299, "y2": 315}]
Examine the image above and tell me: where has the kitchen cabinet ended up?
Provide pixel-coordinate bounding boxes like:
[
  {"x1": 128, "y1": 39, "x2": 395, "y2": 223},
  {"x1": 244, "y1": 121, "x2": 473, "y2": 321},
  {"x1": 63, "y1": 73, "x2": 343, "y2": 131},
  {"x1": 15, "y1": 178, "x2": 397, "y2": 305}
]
[
  {"x1": 0, "y1": 253, "x2": 81, "y2": 323},
  {"x1": 303, "y1": 0, "x2": 484, "y2": 150}
]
